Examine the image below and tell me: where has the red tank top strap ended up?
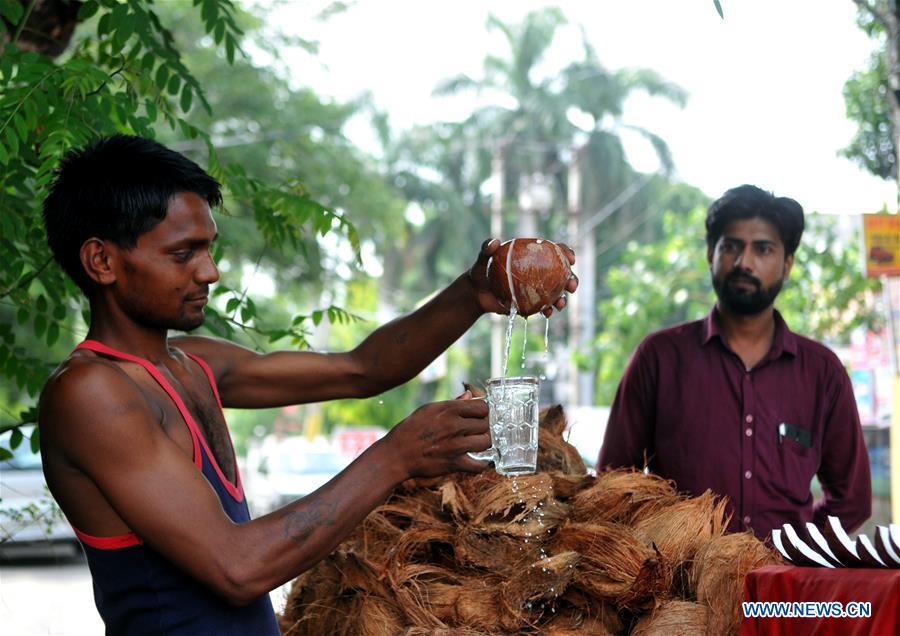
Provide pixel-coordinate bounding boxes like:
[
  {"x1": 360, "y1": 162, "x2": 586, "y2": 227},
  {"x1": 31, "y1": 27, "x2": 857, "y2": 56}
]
[
  {"x1": 183, "y1": 352, "x2": 243, "y2": 501},
  {"x1": 74, "y1": 340, "x2": 243, "y2": 502},
  {"x1": 73, "y1": 525, "x2": 143, "y2": 550},
  {"x1": 75, "y1": 340, "x2": 203, "y2": 469}
]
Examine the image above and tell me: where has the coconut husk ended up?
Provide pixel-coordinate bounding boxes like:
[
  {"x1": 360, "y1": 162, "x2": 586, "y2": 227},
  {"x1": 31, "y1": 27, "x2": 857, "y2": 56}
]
[
  {"x1": 388, "y1": 526, "x2": 458, "y2": 573},
  {"x1": 471, "y1": 473, "x2": 571, "y2": 539},
  {"x1": 548, "y1": 471, "x2": 595, "y2": 500},
  {"x1": 538, "y1": 427, "x2": 588, "y2": 476},
  {"x1": 456, "y1": 469, "x2": 505, "y2": 506},
  {"x1": 401, "y1": 629, "x2": 489, "y2": 636},
  {"x1": 349, "y1": 499, "x2": 446, "y2": 568},
  {"x1": 572, "y1": 469, "x2": 679, "y2": 525},
  {"x1": 454, "y1": 579, "x2": 508, "y2": 631},
  {"x1": 439, "y1": 479, "x2": 473, "y2": 522},
  {"x1": 281, "y1": 554, "x2": 344, "y2": 633},
  {"x1": 455, "y1": 525, "x2": 541, "y2": 573},
  {"x1": 536, "y1": 405, "x2": 588, "y2": 476},
  {"x1": 551, "y1": 521, "x2": 666, "y2": 610},
  {"x1": 354, "y1": 593, "x2": 407, "y2": 636},
  {"x1": 630, "y1": 600, "x2": 709, "y2": 635},
  {"x1": 390, "y1": 564, "x2": 460, "y2": 629},
  {"x1": 693, "y1": 532, "x2": 782, "y2": 635},
  {"x1": 538, "y1": 608, "x2": 615, "y2": 636},
  {"x1": 500, "y1": 551, "x2": 580, "y2": 613},
  {"x1": 557, "y1": 587, "x2": 626, "y2": 634},
  {"x1": 632, "y1": 490, "x2": 729, "y2": 595}
]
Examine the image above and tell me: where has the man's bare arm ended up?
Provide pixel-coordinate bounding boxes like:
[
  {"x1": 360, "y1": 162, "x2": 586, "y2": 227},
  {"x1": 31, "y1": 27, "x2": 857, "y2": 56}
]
[
  {"x1": 40, "y1": 363, "x2": 490, "y2": 605},
  {"x1": 175, "y1": 241, "x2": 577, "y2": 409}
]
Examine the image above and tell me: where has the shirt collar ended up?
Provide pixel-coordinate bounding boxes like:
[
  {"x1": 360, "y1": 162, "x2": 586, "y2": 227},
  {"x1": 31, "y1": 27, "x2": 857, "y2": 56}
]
[{"x1": 702, "y1": 305, "x2": 798, "y2": 358}]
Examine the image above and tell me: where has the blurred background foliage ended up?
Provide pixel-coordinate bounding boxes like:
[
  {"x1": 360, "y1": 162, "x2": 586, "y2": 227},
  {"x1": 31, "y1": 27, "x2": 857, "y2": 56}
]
[{"x1": 0, "y1": 0, "x2": 885, "y2": 457}]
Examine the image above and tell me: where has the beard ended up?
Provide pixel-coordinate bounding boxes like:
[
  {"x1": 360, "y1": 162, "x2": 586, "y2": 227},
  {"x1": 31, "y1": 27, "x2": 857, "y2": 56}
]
[
  {"x1": 119, "y1": 291, "x2": 206, "y2": 332},
  {"x1": 712, "y1": 269, "x2": 784, "y2": 316}
]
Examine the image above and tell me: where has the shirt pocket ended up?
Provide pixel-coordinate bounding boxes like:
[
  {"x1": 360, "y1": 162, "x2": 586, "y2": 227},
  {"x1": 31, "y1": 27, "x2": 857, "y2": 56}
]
[{"x1": 774, "y1": 435, "x2": 818, "y2": 504}]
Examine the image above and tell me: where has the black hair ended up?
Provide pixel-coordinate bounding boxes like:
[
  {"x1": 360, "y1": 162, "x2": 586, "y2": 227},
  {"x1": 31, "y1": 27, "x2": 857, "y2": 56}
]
[
  {"x1": 42, "y1": 134, "x2": 222, "y2": 293},
  {"x1": 705, "y1": 184, "x2": 805, "y2": 257}
]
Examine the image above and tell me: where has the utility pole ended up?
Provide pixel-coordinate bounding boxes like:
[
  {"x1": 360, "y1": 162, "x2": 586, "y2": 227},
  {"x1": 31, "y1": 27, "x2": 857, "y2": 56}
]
[
  {"x1": 490, "y1": 146, "x2": 505, "y2": 379},
  {"x1": 566, "y1": 146, "x2": 584, "y2": 406}
]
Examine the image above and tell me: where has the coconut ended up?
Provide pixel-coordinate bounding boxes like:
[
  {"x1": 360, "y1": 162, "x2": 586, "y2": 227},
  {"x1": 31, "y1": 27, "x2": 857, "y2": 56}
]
[
  {"x1": 487, "y1": 238, "x2": 573, "y2": 316},
  {"x1": 551, "y1": 521, "x2": 666, "y2": 609},
  {"x1": 632, "y1": 490, "x2": 729, "y2": 594},
  {"x1": 539, "y1": 609, "x2": 615, "y2": 636},
  {"x1": 537, "y1": 406, "x2": 588, "y2": 475},
  {"x1": 470, "y1": 473, "x2": 571, "y2": 538},
  {"x1": 500, "y1": 551, "x2": 580, "y2": 612},
  {"x1": 693, "y1": 532, "x2": 781, "y2": 635},
  {"x1": 455, "y1": 526, "x2": 541, "y2": 573},
  {"x1": 572, "y1": 470, "x2": 679, "y2": 525},
  {"x1": 630, "y1": 600, "x2": 710, "y2": 635}
]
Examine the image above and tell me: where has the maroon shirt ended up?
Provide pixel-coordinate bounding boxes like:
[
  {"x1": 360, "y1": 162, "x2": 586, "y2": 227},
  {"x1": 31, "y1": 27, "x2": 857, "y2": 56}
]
[{"x1": 598, "y1": 307, "x2": 871, "y2": 540}]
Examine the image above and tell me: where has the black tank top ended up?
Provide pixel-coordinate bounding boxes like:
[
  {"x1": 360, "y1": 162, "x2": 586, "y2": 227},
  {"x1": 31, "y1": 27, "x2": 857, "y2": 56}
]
[{"x1": 69, "y1": 339, "x2": 279, "y2": 635}]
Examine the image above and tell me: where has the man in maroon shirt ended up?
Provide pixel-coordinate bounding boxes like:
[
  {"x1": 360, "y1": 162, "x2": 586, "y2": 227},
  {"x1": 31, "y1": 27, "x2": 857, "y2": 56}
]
[{"x1": 598, "y1": 184, "x2": 871, "y2": 540}]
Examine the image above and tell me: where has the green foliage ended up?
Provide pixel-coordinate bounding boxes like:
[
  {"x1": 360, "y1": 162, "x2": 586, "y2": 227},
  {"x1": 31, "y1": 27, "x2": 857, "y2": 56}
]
[
  {"x1": 843, "y1": 1, "x2": 895, "y2": 181},
  {"x1": 841, "y1": 50, "x2": 895, "y2": 180},
  {"x1": 0, "y1": 1, "x2": 360, "y2": 446}
]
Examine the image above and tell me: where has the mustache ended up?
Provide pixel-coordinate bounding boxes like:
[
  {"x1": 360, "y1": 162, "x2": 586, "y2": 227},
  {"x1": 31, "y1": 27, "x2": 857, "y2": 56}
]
[
  {"x1": 184, "y1": 286, "x2": 210, "y2": 299},
  {"x1": 725, "y1": 271, "x2": 760, "y2": 288}
]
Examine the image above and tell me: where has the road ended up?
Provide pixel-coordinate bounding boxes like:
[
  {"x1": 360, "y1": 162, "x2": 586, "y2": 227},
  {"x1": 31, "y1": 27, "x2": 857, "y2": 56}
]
[{"x1": 0, "y1": 550, "x2": 291, "y2": 635}]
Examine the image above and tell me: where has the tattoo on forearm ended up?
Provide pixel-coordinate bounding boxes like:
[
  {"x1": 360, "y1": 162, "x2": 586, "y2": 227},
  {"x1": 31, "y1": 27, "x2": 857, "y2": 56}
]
[{"x1": 282, "y1": 500, "x2": 338, "y2": 545}]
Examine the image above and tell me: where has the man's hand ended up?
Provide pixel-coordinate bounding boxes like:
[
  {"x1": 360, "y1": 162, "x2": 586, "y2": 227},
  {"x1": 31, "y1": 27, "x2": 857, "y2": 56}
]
[
  {"x1": 383, "y1": 396, "x2": 491, "y2": 479},
  {"x1": 467, "y1": 238, "x2": 579, "y2": 317}
]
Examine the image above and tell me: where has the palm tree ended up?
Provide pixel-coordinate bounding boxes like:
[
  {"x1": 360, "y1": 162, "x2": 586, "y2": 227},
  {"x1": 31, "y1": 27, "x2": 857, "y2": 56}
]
[{"x1": 429, "y1": 8, "x2": 688, "y2": 404}]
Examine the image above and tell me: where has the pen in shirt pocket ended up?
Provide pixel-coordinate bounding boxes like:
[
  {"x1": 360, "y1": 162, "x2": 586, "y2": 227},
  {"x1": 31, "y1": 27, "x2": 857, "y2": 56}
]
[{"x1": 777, "y1": 422, "x2": 812, "y2": 448}]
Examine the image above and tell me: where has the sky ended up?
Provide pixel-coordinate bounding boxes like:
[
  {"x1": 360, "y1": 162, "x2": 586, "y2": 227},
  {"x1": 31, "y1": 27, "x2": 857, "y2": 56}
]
[{"x1": 272, "y1": 0, "x2": 897, "y2": 216}]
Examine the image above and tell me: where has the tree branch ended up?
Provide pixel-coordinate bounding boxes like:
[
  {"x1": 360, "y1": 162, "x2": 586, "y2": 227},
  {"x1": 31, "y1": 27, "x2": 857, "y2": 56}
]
[
  {"x1": 11, "y1": 0, "x2": 38, "y2": 46},
  {"x1": 0, "y1": 257, "x2": 52, "y2": 299}
]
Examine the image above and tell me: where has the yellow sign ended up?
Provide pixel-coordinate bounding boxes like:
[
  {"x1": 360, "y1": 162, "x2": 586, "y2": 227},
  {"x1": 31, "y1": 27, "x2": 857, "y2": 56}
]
[{"x1": 862, "y1": 214, "x2": 900, "y2": 277}]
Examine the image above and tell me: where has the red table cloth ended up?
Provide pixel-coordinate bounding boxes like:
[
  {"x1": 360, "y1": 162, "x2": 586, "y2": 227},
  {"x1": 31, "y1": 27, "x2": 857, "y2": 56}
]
[{"x1": 739, "y1": 565, "x2": 900, "y2": 635}]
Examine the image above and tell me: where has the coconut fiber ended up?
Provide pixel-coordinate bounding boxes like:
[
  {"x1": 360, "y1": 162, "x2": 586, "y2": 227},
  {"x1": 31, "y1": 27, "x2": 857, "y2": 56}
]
[{"x1": 279, "y1": 404, "x2": 778, "y2": 635}]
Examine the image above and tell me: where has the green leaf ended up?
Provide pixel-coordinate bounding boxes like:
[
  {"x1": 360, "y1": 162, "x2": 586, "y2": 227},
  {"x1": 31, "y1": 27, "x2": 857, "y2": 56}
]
[
  {"x1": 10, "y1": 427, "x2": 23, "y2": 450},
  {"x1": 0, "y1": 447, "x2": 11, "y2": 461},
  {"x1": 0, "y1": 141, "x2": 8, "y2": 165},
  {"x1": 225, "y1": 35, "x2": 235, "y2": 64},
  {"x1": 225, "y1": 297, "x2": 240, "y2": 313},
  {"x1": 155, "y1": 64, "x2": 169, "y2": 87},
  {"x1": 36, "y1": 295, "x2": 47, "y2": 312},
  {"x1": 713, "y1": 0, "x2": 724, "y2": 19},
  {"x1": 180, "y1": 85, "x2": 193, "y2": 113},
  {"x1": 78, "y1": 1, "x2": 100, "y2": 20},
  {"x1": 46, "y1": 321, "x2": 59, "y2": 346},
  {"x1": 167, "y1": 73, "x2": 181, "y2": 95},
  {"x1": 97, "y1": 12, "x2": 112, "y2": 37},
  {"x1": 34, "y1": 314, "x2": 46, "y2": 339},
  {"x1": 311, "y1": 310, "x2": 323, "y2": 326},
  {"x1": 30, "y1": 427, "x2": 40, "y2": 454},
  {"x1": 0, "y1": 0, "x2": 24, "y2": 23}
]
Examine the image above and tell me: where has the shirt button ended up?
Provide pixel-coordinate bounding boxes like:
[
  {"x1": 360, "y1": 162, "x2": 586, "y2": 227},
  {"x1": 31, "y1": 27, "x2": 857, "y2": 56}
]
[
  {"x1": 743, "y1": 515, "x2": 751, "y2": 524},
  {"x1": 745, "y1": 428, "x2": 753, "y2": 437},
  {"x1": 745, "y1": 414, "x2": 753, "y2": 423},
  {"x1": 744, "y1": 470, "x2": 752, "y2": 479}
]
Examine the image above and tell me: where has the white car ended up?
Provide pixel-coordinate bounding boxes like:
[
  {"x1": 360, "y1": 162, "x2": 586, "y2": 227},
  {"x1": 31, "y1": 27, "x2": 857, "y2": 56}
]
[
  {"x1": 0, "y1": 427, "x2": 79, "y2": 558},
  {"x1": 244, "y1": 437, "x2": 351, "y2": 517}
]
